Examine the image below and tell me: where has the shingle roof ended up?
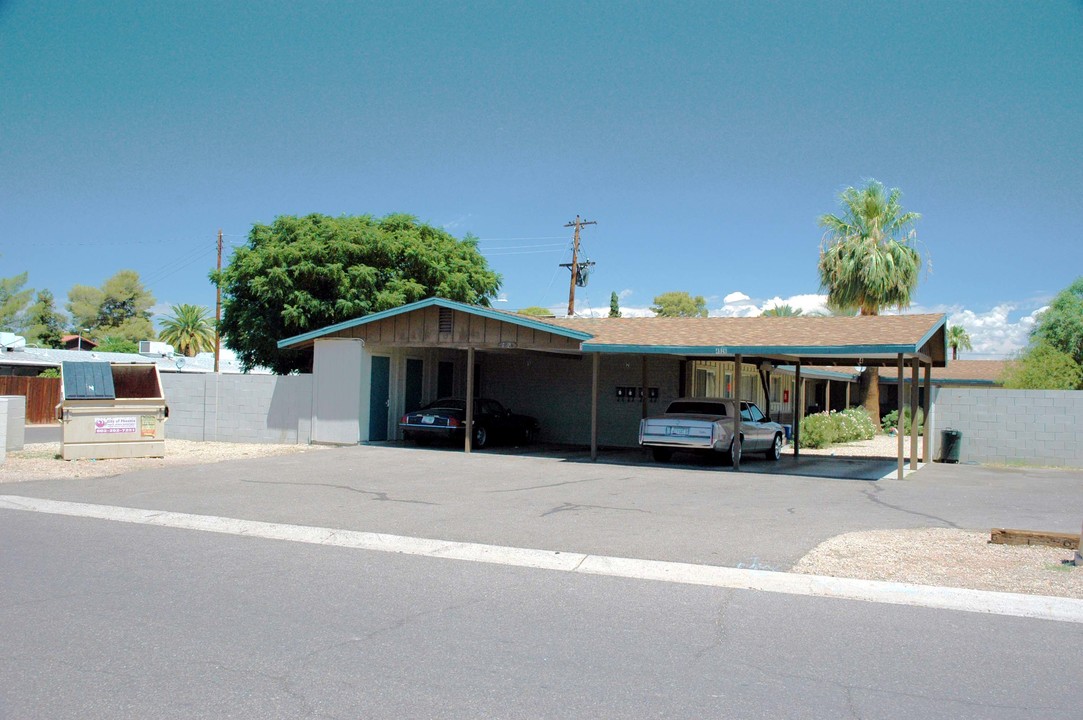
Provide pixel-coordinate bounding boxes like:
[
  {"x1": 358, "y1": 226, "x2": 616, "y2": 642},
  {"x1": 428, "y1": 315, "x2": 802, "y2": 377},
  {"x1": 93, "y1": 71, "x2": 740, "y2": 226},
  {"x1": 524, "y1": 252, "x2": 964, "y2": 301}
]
[{"x1": 879, "y1": 359, "x2": 1007, "y2": 384}]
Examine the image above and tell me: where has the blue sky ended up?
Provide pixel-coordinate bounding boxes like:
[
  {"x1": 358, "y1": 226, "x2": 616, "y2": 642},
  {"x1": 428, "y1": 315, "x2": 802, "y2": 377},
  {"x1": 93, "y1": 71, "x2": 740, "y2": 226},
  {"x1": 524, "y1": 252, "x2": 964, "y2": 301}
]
[{"x1": 2, "y1": 1, "x2": 1081, "y2": 358}]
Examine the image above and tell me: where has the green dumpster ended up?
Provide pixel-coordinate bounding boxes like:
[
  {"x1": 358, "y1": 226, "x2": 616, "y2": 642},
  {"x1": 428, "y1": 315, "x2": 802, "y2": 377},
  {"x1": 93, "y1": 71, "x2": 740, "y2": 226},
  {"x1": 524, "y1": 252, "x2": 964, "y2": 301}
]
[{"x1": 939, "y1": 428, "x2": 962, "y2": 463}]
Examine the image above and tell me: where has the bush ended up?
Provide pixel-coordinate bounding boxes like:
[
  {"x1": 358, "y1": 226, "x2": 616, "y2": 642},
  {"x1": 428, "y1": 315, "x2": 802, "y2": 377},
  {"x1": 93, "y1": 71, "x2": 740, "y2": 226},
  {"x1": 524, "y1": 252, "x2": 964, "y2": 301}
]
[
  {"x1": 882, "y1": 406, "x2": 923, "y2": 435},
  {"x1": 798, "y1": 407, "x2": 877, "y2": 449}
]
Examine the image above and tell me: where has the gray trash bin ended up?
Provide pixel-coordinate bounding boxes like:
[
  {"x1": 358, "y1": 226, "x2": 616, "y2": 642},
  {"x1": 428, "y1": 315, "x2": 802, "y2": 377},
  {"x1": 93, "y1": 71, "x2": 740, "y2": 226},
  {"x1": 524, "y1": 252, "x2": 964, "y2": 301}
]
[{"x1": 939, "y1": 428, "x2": 962, "y2": 463}]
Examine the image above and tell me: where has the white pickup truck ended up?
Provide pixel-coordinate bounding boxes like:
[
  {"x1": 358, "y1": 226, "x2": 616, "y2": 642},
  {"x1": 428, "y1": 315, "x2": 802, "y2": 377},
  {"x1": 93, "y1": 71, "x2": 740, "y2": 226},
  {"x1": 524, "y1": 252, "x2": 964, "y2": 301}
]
[{"x1": 638, "y1": 398, "x2": 786, "y2": 465}]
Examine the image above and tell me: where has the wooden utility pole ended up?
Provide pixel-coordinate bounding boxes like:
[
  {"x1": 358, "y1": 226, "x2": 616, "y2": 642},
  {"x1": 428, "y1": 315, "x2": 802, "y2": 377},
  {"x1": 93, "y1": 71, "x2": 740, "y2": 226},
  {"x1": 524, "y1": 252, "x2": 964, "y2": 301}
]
[
  {"x1": 214, "y1": 229, "x2": 223, "y2": 373},
  {"x1": 560, "y1": 215, "x2": 596, "y2": 316}
]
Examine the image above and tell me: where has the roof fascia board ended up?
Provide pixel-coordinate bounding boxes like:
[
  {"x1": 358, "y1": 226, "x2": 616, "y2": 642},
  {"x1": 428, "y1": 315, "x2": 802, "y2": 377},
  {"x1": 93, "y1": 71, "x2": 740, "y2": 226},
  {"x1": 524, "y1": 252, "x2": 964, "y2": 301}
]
[
  {"x1": 278, "y1": 297, "x2": 593, "y2": 349},
  {"x1": 914, "y1": 315, "x2": 948, "y2": 357},
  {"x1": 581, "y1": 342, "x2": 928, "y2": 356}
]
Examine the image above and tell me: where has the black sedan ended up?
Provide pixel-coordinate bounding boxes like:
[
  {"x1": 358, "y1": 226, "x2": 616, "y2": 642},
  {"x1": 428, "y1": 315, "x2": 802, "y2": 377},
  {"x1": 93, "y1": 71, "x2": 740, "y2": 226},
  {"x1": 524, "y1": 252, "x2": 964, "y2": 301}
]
[{"x1": 400, "y1": 398, "x2": 539, "y2": 449}]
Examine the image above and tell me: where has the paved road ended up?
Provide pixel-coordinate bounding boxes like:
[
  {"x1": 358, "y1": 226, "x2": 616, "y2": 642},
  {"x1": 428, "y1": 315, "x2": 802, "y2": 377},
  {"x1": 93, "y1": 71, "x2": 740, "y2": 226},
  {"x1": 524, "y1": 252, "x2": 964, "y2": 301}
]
[
  {"x1": 4, "y1": 445, "x2": 1082, "y2": 569},
  {"x1": 2, "y1": 509, "x2": 1079, "y2": 720}
]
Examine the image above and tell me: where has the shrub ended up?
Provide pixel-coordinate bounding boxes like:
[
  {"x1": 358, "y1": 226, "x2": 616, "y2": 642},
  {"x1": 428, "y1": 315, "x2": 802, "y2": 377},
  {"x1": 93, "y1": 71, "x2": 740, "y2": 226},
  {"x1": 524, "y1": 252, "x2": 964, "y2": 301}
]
[
  {"x1": 798, "y1": 407, "x2": 876, "y2": 449},
  {"x1": 882, "y1": 406, "x2": 923, "y2": 435}
]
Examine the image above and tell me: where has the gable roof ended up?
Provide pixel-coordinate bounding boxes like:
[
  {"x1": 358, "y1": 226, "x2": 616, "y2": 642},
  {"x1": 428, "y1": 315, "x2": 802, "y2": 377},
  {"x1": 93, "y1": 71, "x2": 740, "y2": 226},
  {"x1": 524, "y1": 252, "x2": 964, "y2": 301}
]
[{"x1": 277, "y1": 298, "x2": 947, "y2": 365}]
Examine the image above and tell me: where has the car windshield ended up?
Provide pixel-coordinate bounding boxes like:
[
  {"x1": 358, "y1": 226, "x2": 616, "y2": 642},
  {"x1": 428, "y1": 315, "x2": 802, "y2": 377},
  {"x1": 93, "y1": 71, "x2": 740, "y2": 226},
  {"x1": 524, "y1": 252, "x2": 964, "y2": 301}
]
[{"x1": 666, "y1": 401, "x2": 727, "y2": 415}]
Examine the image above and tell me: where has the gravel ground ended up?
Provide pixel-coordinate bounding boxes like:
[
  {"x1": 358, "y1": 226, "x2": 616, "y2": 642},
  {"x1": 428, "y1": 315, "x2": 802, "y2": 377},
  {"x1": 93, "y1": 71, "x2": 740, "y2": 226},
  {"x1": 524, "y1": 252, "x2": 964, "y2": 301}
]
[
  {"x1": 798, "y1": 432, "x2": 915, "y2": 458},
  {"x1": 0, "y1": 440, "x2": 326, "y2": 483},
  {"x1": 3, "y1": 435, "x2": 1078, "y2": 598}
]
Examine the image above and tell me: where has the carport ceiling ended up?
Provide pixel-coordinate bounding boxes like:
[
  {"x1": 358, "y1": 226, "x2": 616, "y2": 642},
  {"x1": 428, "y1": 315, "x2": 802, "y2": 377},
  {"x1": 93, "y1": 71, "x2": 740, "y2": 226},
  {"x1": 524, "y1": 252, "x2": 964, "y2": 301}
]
[{"x1": 278, "y1": 298, "x2": 947, "y2": 367}]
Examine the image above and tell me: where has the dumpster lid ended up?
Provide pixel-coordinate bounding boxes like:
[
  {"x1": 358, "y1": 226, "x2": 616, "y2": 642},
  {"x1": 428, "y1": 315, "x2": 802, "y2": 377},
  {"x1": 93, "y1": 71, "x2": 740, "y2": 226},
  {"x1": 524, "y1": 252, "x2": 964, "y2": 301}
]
[{"x1": 62, "y1": 361, "x2": 117, "y2": 400}]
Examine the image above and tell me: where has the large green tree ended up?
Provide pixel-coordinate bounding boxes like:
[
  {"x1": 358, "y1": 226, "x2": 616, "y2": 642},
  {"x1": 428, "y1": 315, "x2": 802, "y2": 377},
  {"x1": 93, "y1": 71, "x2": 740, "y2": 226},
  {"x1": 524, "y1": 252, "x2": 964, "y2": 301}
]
[
  {"x1": 215, "y1": 213, "x2": 502, "y2": 373},
  {"x1": 0, "y1": 271, "x2": 33, "y2": 332},
  {"x1": 67, "y1": 270, "x2": 156, "y2": 343},
  {"x1": 817, "y1": 180, "x2": 923, "y2": 422},
  {"x1": 24, "y1": 289, "x2": 67, "y2": 348},
  {"x1": 1000, "y1": 342, "x2": 1082, "y2": 390},
  {"x1": 159, "y1": 304, "x2": 215, "y2": 357},
  {"x1": 1031, "y1": 277, "x2": 1083, "y2": 367},
  {"x1": 651, "y1": 291, "x2": 708, "y2": 318}
]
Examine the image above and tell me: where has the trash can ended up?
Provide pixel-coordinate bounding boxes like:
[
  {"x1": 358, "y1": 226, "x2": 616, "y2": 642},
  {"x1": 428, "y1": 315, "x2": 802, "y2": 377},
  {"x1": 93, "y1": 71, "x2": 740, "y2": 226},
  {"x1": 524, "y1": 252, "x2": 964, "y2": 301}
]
[
  {"x1": 939, "y1": 428, "x2": 962, "y2": 463},
  {"x1": 56, "y1": 361, "x2": 168, "y2": 460}
]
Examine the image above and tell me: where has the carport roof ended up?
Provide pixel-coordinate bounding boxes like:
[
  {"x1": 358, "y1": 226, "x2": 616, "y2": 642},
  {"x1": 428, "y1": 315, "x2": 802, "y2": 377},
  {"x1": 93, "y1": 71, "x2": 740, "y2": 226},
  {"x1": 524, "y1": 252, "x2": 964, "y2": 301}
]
[{"x1": 278, "y1": 298, "x2": 947, "y2": 366}]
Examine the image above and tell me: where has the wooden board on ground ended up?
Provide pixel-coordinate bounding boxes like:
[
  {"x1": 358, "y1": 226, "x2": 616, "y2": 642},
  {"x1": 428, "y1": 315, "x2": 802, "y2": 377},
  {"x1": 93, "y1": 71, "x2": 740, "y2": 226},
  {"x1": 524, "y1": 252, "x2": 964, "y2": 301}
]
[{"x1": 989, "y1": 528, "x2": 1080, "y2": 550}]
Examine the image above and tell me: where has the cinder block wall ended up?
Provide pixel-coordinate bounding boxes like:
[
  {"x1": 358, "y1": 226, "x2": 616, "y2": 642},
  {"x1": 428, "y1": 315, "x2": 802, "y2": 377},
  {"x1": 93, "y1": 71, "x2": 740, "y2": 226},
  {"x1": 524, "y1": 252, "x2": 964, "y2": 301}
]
[
  {"x1": 160, "y1": 373, "x2": 313, "y2": 444},
  {"x1": 0, "y1": 395, "x2": 25, "y2": 451},
  {"x1": 933, "y1": 388, "x2": 1083, "y2": 467}
]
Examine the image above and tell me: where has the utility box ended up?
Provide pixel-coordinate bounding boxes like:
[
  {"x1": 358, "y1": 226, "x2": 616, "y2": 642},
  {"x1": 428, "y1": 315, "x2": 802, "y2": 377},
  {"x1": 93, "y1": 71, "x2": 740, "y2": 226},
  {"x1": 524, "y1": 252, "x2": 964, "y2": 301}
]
[{"x1": 57, "y1": 362, "x2": 168, "y2": 460}]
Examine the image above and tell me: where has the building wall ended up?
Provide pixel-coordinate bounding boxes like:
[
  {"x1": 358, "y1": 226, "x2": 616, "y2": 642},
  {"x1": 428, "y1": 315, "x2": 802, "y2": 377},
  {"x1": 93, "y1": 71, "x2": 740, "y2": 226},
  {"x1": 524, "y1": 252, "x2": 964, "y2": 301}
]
[
  {"x1": 482, "y1": 352, "x2": 681, "y2": 447},
  {"x1": 160, "y1": 373, "x2": 312, "y2": 444},
  {"x1": 931, "y1": 388, "x2": 1083, "y2": 466}
]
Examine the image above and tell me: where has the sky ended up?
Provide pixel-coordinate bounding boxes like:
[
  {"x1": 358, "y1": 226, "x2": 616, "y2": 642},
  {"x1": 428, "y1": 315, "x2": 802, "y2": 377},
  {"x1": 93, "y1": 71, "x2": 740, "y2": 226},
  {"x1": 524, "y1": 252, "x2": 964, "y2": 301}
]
[{"x1": 2, "y1": 1, "x2": 1081, "y2": 359}]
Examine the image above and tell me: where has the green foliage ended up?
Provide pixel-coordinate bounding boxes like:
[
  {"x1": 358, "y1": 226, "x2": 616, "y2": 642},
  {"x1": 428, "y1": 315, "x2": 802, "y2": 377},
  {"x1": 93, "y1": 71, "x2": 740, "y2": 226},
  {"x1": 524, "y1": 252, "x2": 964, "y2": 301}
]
[
  {"x1": 67, "y1": 270, "x2": 156, "y2": 343},
  {"x1": 817, "y1": 180, "x2": 923, "y2": 315},
  {"x1": 159, "y1": 304, "x2": 215, "y2": 357},
  {"x1": 517, "y1": 306, "x2": 554, "y2": 317},
  {"x1": 24, "y1": 289, "x2": 67, "y2": 348},
  {"x1": 799, "y1": 407, "x2": 877, "y2": 449},
  {"x1": 38, "y1": 368, "x2": 60, "y2": 378},
  {"x1": 609, "y1": 291, "x2": 621, "y2": 318},
  {"x1": 762, "y1": 304, "x2": 802, "y2": 317},
  {"x1": 1031, "y1": 277, "x2": 1083, "y2": 367},
  {"x1": 947, "y1": 325, "x2": 972, "y2": 360},
  {"x1": 882, "y1": 406, "x2": 924, "y2": 435},
  {"x1": 96, "y1": 336, "x2": 139, "y2": 353},
  {"x1": 1000, "y1": 342, "x2": 1083, "y2": 390},
  {"x1": 215, "y1": 213, "x2": 502, "y2": 374},
  {"x1": 0, "y1": 271, "x2": 33, "y2": 332},
  {"x1": 650, "y1": 291, "x2": 708, "y2": 318}
]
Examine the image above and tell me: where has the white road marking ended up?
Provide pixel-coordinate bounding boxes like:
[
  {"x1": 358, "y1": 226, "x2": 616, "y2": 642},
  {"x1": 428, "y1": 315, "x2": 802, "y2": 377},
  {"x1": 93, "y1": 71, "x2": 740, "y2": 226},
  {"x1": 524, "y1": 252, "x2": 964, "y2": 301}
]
[{"x1": 3, "y1": 494, "x2": 1081, "y2": 624}]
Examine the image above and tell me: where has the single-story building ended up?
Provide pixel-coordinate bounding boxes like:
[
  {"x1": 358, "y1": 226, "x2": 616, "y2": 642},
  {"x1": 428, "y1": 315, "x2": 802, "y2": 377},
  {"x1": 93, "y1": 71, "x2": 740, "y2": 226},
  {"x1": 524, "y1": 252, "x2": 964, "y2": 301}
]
[{"x1": 278, "y1": 298, "x2": 948, "y2": 477}]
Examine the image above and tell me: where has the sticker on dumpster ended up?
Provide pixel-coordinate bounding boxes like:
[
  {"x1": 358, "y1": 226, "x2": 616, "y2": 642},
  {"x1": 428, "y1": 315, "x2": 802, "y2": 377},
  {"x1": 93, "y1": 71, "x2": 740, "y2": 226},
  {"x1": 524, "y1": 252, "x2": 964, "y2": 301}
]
[
  {"x1": 140, "y1": 416, "x2": 156, "y2": 437},
  {"x1": 94, "y1": 417, "x2": 138, "y2": 434}
]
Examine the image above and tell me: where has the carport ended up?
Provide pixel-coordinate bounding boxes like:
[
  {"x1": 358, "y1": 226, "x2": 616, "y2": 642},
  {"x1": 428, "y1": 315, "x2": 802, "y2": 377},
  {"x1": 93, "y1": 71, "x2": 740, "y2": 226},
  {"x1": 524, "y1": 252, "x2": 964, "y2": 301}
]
[{"x1": 278, "y1": 299, "x2": 947, "y2": 480}]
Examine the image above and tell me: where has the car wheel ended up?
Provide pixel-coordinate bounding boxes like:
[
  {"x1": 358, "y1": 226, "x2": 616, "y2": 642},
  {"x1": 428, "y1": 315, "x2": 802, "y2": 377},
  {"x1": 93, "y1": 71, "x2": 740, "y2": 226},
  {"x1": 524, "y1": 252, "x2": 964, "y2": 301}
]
[
  {"x1": 765, "y1": 433, "x2": 782, "y2": 461},
  {"x1": 726, "y1": 439, "x2": 742, "y2": 467},
  {"x1": 651, "y1": 447, "x2": 673, "y2": 462},
  {"x1": 473, "y1": 425, "x2": 488, "y2": 449}
]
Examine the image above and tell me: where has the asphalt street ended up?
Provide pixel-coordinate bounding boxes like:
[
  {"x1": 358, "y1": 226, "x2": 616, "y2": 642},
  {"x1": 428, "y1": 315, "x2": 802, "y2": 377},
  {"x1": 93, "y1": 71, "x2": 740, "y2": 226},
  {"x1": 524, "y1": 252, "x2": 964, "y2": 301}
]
[
  {"x1": 3, "y1": 509, "x2": 1080, "y2": 720},
  {"x1": 4, "y1": 445, "x2": 1082, "y2": 570}
]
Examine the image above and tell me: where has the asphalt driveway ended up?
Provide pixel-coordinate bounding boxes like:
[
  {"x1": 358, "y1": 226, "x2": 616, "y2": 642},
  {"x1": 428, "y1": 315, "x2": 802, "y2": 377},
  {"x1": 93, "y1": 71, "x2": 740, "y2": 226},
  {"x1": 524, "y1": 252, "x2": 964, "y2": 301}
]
[{"x1": 4, "y1": 445, "x2": 1081, "y2": 570}]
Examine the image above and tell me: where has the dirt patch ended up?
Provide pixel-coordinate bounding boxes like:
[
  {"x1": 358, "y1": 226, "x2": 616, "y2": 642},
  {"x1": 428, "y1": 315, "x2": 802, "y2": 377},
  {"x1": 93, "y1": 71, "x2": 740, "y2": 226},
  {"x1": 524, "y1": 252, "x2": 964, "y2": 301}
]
[
  {"x1": 793, "y1": 527, "x2": 1081, "y2": 599},
  {"x1": 1, "y1": 440, "x2": 326, "y2": 483}
]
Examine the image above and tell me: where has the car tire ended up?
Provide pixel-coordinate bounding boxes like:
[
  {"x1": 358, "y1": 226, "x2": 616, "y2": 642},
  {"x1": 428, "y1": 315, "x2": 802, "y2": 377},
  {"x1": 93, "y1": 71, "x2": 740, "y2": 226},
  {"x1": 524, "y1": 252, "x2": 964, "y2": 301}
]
[
  {"x1": 473, "y1": 425, "x2": 488, "y2": 449},
  {"x1": 765, "y1": 433, "x2": 782, "y2": 461},
  {"x1": 651, "y1": 447, "x2": 673, "y2": 462},
  {"x1": 726, "y1": 439, "x2": 742, "y2": 467}
]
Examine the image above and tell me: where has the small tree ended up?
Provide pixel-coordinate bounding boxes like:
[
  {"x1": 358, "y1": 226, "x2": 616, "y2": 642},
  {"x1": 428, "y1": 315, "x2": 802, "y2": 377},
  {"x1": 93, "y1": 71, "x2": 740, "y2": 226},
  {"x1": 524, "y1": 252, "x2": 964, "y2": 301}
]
[
  {"x1": 96, "y1": 336, "x2": 139, "y2": 354},
  {"x1": 517, "y1": 306, "x2": 554, "y2": 317},
  {"x1": 67, "y1": 270, "x2": 156, "y2": 343},
  {"x1": 947, "y1": 325, "x2": 972, "y2": 360},
  {"x1": 609, "y1": 291, "x2": 622, "y2": 318},
  {"x1": 1000, "y1": 342, "x2": 1082, "y2": 390},
  {"x1": 159, "y1": 304, "x2": 215, "y2": 357},
  {"x1": 651, "y1": 291, "x2": 708, "y2": 318},
  {"x1": 24, "y1": 289, "x2": 67, "y2": 348}
]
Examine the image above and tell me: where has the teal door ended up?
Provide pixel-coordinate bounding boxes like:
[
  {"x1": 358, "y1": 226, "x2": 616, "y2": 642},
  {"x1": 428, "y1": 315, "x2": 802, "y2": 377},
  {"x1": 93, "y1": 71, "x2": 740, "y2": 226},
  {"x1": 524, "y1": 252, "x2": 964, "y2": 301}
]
[
  {"x1": 369, "y1": 356, "x2": 390, "y2": 441},
  {"x1": 405, "y1": 359, "x2": 423, "y2": 413}
]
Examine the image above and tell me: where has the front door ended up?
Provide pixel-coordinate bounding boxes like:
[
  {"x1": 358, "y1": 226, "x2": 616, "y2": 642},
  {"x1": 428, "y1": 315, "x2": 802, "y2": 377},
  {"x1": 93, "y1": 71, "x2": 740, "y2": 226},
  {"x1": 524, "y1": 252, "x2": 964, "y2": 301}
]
[{"x1": 369, "y1": 356, "x2": 390, "y2": 441}]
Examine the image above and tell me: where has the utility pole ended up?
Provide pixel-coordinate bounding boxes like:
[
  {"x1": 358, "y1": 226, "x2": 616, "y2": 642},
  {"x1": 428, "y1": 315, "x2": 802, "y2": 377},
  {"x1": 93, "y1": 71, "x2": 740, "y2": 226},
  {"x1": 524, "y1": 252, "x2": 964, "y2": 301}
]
[
  {"x1": 214, "y1": 229, "x2": 223, "y2": 373},
  {"x1": 560, "y1": 215, "x2": 596, "y2": 316}
]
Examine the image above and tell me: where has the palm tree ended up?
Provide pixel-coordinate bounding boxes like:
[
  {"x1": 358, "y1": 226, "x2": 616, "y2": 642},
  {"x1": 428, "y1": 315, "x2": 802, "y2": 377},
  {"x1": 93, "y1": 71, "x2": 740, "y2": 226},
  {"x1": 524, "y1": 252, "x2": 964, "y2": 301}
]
[
  {"x1": 817, "y1": 180, "x2": 923, "y2": 424},
  {"x1": 159, "y1": 304, "x2": 215, "y2": 357},
  {"x1": 762, "y1": 304, "x2": 802, "y2": 317},
  {"x1": 947, "y1": 325, "x2": 972, "y2": 360}
]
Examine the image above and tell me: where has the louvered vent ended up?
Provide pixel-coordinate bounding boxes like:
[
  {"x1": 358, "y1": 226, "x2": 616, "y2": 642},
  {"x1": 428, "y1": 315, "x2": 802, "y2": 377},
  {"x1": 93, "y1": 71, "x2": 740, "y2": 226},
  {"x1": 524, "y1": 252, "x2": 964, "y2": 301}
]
[{"x1": 438, "y1": 307, "x2": 454, "y2": 333}]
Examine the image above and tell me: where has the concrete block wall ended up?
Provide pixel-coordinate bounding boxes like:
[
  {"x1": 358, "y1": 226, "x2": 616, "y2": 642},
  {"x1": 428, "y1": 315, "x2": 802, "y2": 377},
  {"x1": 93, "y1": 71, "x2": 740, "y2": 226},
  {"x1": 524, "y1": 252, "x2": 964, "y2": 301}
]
[
  {"x1": 0, "y1": 397, "x2": 7, "y2": 464},
  {"x1": 160, "y1": 373, "x2": 313, "y2": 444},
  {"x1": 933, "y1": 388, "x2": 1083, "y2": 467},
  {"x1": 0, "y1": 395, "x2": 25, "y2": 451}
]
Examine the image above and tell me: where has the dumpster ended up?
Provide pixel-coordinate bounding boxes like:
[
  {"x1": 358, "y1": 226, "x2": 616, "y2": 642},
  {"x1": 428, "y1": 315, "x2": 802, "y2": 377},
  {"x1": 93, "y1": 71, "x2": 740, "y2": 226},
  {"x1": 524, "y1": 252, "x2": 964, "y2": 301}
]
[
  {"x1": 939, "y1": 428, "x2": 962, "y2": 463},
  {"x1": 56, "y1": 362, "x2": 168, "y2": 460}
]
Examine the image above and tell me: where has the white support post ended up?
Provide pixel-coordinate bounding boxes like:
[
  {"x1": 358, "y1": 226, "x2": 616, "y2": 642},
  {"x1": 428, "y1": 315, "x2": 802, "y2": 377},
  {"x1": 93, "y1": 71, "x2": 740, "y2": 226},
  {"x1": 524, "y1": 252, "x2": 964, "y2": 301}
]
[
  {"x1": 897, "y1": 354, "x2": 905, "y2": 480},
  {"x1": 733, "y1": 354, "x2": 742, "y2": 470},
  {"x1": 590, "y1": 353, "x2": 599, "y2": 462},
  {"x1": 465, "y1": 347, "x2": 475, "y2": 453}
]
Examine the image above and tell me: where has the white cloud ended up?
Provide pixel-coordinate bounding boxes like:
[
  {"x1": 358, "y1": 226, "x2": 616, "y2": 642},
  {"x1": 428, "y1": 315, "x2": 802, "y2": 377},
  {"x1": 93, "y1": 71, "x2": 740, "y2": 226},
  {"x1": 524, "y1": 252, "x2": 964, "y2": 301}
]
[
  {"x1": 618, "y1": 288, "x2": 634, "y2": 300},
  {"x1": 723, "y1": 291, "x2": 750, "y2": 304},
  {"x1": 944, "y1": 304, "x2": 1042, "y2": 358}
]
